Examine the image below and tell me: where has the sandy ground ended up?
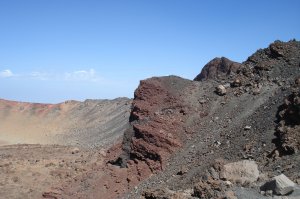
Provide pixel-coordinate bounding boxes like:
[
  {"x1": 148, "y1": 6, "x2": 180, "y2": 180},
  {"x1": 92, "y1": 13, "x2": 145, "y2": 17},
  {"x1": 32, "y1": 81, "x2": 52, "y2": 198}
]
[
  {"x1": 0, "y1": 97, "x2": 131, "y2": 199},
  {"x1": 0, "y1": 144, "x2": 106, "y2": 199}
]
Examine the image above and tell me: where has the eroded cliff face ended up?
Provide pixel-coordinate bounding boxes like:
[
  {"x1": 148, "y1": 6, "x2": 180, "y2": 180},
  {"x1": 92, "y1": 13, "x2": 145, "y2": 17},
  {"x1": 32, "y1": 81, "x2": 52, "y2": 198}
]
[{"x1": 120, "y1": 77, "x2": 192, "y2": 171}]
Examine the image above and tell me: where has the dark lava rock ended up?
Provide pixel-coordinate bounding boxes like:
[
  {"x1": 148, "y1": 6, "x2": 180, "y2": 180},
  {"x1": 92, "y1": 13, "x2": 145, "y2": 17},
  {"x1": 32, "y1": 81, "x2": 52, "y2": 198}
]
[
  {"x1": 275, "y1": 90, "x2": 300, "y2": 154},
  {"x1": 194, "y1": 57, "x2": 241, "y2": 81},
  {"x1": 193, "y1": 179, "x2": 225, "y2": 199},
  {"x1": 143, "y1": 188, "x2": 172, "y2": 199}
]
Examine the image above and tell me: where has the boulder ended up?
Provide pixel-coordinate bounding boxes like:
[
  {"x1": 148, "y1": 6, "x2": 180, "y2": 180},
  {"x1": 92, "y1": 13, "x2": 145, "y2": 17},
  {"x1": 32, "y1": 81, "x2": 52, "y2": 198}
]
[
  {"x1": 261, "y1": 174, "x2": 296, "y2": 196},
  {"x1": 220, "y1": 160, "x2": 259, "y2": 184}
]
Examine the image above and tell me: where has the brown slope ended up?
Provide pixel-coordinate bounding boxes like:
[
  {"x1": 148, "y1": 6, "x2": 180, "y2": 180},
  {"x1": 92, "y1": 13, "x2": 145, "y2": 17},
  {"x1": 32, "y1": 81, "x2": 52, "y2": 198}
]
[
  {"x1": 0, "y1": 97, "x2": 132, "y2": 199},
  {"x1": 0, "y1": 98, "x2": 131, "y2": 199}
]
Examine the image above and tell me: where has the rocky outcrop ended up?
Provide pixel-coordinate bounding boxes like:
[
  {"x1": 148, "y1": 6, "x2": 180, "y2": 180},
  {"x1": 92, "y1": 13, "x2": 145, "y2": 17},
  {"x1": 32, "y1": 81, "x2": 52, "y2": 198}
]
[
  {"x1": 117, "y1": 76, "x2": 195, "y2": 171},
  {"x1": 275, "y1": 90, "x2": 300, "y2": 154},
  {"x1": 194, "y1": 57, "x2": 241, "y2": 81},
  {"x1": 247, "y1": 40, "x2": 300, "y2": 71}
]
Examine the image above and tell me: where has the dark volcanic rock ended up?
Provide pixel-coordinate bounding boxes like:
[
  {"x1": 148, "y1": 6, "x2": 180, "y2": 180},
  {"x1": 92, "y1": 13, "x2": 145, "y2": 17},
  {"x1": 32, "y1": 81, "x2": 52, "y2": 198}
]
[
  {"x1": 246, "y1": 39, "x2": 300, "y2": 73},
  {"x1": 275, "y1": 90, "x2": 300, "y2": 154},
  {"x1": 194, "y1": 57, "x2": 241, "y2": 81}
]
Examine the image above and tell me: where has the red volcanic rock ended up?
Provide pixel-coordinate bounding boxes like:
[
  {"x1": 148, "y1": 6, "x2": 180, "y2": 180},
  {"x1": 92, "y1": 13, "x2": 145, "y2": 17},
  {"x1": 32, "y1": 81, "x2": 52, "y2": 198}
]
[
  {"x1": 194, "y1": 57, "x2": 241, "y2": 81},
  {"x1": 115, "y1": 76, "x2": 195, "y2": 172}
]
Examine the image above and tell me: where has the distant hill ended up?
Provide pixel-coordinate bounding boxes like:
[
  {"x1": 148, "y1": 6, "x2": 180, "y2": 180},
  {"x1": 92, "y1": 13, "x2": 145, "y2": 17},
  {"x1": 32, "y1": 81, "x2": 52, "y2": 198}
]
[{"x1": 0, "y1": 97, "x2": 131, "y2": 148}]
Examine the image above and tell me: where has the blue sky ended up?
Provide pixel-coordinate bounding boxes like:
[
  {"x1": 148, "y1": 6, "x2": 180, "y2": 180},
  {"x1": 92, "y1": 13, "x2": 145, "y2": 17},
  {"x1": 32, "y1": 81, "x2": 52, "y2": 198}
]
[{"x1": 0, "y1": 0, "x2": 299, "y2": 103}]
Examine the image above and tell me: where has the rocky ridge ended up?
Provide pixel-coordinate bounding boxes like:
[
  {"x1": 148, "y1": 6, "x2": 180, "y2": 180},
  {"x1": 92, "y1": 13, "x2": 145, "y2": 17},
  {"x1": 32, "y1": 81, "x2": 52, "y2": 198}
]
[
  {"x1": 120, "y1": 40, "x2": 300, "y2": 198},
  {"x1": 58, "y1": 40, "x2": 300, "y2": 199}
]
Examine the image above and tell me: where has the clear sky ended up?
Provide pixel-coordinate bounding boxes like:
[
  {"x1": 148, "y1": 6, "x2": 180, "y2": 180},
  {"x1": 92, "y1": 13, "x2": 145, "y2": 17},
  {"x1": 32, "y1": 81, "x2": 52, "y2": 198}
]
[{"x1": 0, "y1": 0, "x2": 299, "y2": 103}]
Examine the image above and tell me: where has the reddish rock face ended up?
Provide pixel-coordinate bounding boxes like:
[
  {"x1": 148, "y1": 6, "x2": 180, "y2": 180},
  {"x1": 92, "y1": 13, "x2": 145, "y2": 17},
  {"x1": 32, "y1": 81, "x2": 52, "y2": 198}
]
[
  {"x1": 194, "y1": 57, "x2": 241, "y2": 81},
  {"x1": 119, "y1": 76, "x2": 192, "y2": 171}
]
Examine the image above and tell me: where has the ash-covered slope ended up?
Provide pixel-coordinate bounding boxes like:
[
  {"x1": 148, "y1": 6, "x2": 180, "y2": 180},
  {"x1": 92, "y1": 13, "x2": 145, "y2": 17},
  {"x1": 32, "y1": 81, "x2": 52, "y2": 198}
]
[{"x1": 0, "y1": 98, "x2": 131, "y2": 148}]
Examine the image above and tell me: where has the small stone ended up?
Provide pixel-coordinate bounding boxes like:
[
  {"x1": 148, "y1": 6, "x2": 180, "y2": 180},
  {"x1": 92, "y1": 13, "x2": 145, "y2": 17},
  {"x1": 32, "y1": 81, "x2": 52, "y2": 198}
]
[
  {"x1": 99, "y1": 149, "x2": 107, "y2": 157},
  {"x1": 232, "y1": 79, "x2": 242, "y2": 87},
  {"x1": 177, "y1": 166, "x2": 188, "y2": 175},
  {"x1": 225, "y1": 181, "x2": 232, "y2": 186},
  {"x1": 214, "y1": 141, "x2": 221, "y2": 147},
  {"x1": 266, "y1": 190, "x2": 273, "y2": 196},
  {"x1": 216, "y1": 85, "x2": 227, "y2": 96},
  {"x1": 71, "y1": 147, "x2": 80, "y2": 154},
  {"x1": 224, "y1": 83, "x2": 231, "y2": 88},
  {"x1": 199, "y1": 99, "x2": 207, "y2": 104},
  {"x1": 244, "y1": 126, "x2": 251, "y2": 130},
  {"x1": 209, "y1": 167, "x2": 219, "y2": 180},
  {"x1": 252, "y1": 88, "x2": 261, "y2": 95}
]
